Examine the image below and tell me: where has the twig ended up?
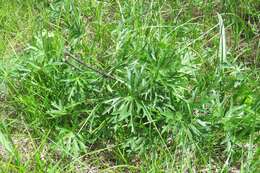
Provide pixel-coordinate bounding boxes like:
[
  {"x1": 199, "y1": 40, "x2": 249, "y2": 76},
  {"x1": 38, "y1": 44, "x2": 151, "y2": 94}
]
[{"x1": 64, "y1": 51, "x2": 118, "y2": 81}]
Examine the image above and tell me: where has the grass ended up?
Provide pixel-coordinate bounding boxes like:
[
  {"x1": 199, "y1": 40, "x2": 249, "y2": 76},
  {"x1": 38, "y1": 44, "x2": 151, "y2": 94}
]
[{"x1": 0, "y1": 0, "x2": 259, "y2": 172}]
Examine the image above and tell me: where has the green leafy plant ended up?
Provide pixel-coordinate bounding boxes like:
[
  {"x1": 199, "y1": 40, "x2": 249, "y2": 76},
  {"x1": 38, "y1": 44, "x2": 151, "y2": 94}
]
[{"x1": 0, "y1": 0, "x2": 259, "y2": 172}]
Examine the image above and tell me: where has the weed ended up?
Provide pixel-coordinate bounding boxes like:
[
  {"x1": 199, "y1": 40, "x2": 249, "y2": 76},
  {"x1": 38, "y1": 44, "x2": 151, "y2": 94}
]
[{"x1": 0, "y1": 0, "x2": 259, "y2": 172}]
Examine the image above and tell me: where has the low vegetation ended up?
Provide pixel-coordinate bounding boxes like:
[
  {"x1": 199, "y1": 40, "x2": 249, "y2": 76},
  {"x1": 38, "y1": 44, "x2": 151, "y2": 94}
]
[{"x1": 0, "y1": 0, "x2": 259, "y2": 172}]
